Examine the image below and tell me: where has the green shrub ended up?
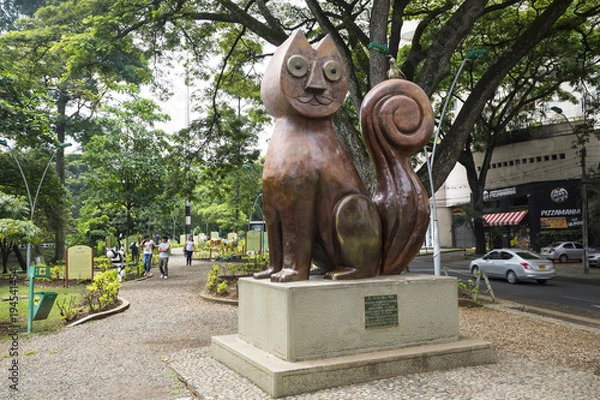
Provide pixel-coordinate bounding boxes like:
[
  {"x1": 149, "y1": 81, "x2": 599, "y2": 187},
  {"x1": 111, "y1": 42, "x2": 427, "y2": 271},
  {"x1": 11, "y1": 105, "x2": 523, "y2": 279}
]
[
  {"x1": 84, "y1": 270, "x2": 121, "y2": 312},
  {"x1": 50, "y1": 264, "x2": 65, "y2": 280},
  {"x1": 242, "y1": 253, "x2": 269, "y2": 274},
  {"x1": 56, "y1": 296, "x2": 82, "y2": 322},
  {"x1": 94, "y1": 256, "x2": 112, "y2": 272},
  {"x1": 457, "y1": 278, "x2": 478, "y2": 299},
  {"x1": 206, "y1": 265, "x2": 221, "y2": 292},
  {"x1": 216, "y1": 280, "x2": 228, "y2": 295},
  {"x1": 95, "y1": 240, "x2": 106, "y2": 257}
]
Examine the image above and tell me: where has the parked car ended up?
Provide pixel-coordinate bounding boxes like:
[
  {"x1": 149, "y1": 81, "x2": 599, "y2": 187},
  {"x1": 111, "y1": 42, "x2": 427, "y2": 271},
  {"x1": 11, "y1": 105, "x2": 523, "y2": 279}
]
[
  {"x1": 469, "y1": 249, "x2": 556, "y2": 284},
  {"x1": 540, "y1": 241, "x2": 584, "y2": 263},
  {"x1": 587, "y1": 250, "x2": 600, "y2": 268}
]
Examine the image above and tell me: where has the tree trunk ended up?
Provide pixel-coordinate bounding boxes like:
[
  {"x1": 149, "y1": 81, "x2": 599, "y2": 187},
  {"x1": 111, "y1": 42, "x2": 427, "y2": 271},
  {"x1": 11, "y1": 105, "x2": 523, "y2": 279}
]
[
  {"x1": 1, "y1": 240, "x2": 8, "y2": 274},
  {"x1": 473, "y1": 218, "x2": 487, "y2": 255},
  {"x1": 369, "y1": 0, "x2": 390, "y2": 88},
  {"x1": 13, "y1": 245, "x2": 26, "y2": 272},
  {"x1": 333, "y1": 111, "x2": 377, "y2": 193}
]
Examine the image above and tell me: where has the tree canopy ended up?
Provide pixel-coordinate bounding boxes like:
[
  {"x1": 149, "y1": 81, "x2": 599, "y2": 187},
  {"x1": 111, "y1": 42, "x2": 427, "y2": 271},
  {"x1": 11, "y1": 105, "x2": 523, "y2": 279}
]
[
  {"x1": 56, "y1": 0, "x2": 597, "y2": 193},
  {"x1": 1, "y1": 0, "x2": 599, "y2": 255}
]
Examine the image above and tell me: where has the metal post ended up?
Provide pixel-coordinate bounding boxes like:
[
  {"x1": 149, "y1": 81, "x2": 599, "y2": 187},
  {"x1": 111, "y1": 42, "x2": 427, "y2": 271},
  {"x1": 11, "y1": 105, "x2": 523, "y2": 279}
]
[
  {"x1": 426, "y1": 51, "x2": 486, "y2": 276},
  {"x1": 581, "y1": 146, "x2": 589, "y2": 274},
  {"x1": 185, "y1": 200, "x2": 191, "y2": 236},
  {"x1": 551, "y1": 107, "x2": 588, "y2": 274},
  {"x1": 1, "y1": 140, "x2": 71, "y2": 333}
]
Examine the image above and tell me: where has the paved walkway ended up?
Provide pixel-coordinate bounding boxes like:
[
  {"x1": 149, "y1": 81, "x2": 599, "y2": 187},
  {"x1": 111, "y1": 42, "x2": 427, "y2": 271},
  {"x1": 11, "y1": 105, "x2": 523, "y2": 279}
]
[
  {"x1": 2, "y1": 251, "x2": 599, "y2": 399},
  {"x1": 3, "y1": 253, "x2": 234, "y2": 400}
]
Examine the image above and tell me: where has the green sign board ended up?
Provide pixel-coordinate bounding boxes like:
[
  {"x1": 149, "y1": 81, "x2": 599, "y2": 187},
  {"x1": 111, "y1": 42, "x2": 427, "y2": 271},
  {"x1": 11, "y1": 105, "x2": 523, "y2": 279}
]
[
  {"x1": 33, "y1": 265, "x2": 51, "y2": 278},
  {"x1": 246, "y1": 231, "x2": 262, "y2": 253},
  {"x1": 364, "y1": 294, "x2": 398, "y2": 329}
]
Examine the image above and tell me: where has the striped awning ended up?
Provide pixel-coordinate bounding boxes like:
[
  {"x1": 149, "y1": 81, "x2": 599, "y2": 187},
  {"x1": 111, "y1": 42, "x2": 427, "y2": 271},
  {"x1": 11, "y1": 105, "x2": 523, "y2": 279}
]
[{"x1": 483, "y1": 211, "x2": 528, "y2": 226}]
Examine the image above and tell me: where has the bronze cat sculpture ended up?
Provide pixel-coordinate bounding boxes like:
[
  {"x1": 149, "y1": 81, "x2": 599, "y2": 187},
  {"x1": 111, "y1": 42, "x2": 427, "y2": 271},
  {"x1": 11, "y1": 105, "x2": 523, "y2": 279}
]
[{"x1": 256, "y1": 31, "x2": 433, "y2": 282}]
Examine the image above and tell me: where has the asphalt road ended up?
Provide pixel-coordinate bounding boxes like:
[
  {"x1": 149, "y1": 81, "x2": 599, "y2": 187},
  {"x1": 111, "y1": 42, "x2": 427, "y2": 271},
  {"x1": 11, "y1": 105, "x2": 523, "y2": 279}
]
[{"x1": 408, "y1": 251, "x2": 600, "y2": 329}]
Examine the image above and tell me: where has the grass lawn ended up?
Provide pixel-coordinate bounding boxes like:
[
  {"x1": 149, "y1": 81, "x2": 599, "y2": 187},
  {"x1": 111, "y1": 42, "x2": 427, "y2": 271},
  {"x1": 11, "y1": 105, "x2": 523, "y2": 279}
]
[{"x1": 0, "y1": 270, "x2": 86, "y2": 342}]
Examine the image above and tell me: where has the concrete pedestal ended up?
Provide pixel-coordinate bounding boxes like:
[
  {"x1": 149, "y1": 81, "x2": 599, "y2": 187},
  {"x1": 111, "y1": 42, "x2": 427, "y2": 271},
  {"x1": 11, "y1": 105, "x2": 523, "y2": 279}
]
[{"x1": 211, "y1": 275, "x2": 494, "y2": 398}]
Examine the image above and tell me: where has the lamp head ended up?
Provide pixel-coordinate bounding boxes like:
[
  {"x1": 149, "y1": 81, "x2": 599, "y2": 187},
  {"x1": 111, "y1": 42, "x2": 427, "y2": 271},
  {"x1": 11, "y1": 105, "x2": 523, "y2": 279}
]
[
  {"x1": 0, "y1": 139, "x2": 7, "y2": 146},
  {"x1": 59, "y1": 142, "x2": 72, "y2": 149},
  {"x1": 466, "y1": 49, "x2": 488, "y2": 60},
  {"x1": 550, "y1": 106, "x2": 564, "y2": 114}
]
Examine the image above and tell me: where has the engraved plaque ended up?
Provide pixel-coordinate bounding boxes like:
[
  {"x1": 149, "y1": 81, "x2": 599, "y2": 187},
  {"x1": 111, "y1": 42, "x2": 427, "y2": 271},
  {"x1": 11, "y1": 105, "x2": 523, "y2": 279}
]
[
  {"x1": 364, "y1": 294, "x2": 398, "y2": 329},
  {"x1": 66, "y1": 245, "x2": 93, "y2": 281}
]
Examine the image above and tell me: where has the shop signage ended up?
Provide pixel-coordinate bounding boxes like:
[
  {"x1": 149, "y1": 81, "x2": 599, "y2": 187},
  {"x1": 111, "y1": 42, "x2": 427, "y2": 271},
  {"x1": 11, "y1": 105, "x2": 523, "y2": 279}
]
[
  {"x1": 540, "y1": 217, "x2": 568, "y2": 229},
  {"x1": 550, "y1": 187, "x2": 569, "y2": 203},
  {"x1": 483, "y1": 187, "x2": 516, "y2": 202},
  {"x1": 540, "y1": 209, "x2": 581, "y2": 217}
]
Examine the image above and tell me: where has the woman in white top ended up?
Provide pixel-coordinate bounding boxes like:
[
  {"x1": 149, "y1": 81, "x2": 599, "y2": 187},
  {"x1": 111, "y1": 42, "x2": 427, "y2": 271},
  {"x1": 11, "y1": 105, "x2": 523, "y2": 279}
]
[
  {"x1": 141, "y1": 235, "x2": 155, "y2": 276},
  {"x1": 184, "y1": 235, "x2": 194, "y2": 266}
]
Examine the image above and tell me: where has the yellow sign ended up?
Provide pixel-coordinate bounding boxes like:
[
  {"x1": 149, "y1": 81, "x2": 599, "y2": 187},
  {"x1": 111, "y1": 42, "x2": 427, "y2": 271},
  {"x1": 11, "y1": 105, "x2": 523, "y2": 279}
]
[
  {"x1": 540, "y1": 217, "x2": 568, "y2": 229},
  {"x1": 66, "y1": 245, "x2": 93, "y2": 281},
  {"x1": 34, "y1": 296, "x2": 41, "y2": 305}
]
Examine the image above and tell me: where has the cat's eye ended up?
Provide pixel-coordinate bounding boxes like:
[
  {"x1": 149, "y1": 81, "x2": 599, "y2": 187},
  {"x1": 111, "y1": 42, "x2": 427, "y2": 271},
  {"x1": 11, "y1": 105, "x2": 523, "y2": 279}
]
[
  {"x1": 323, "y1": 60, "x2": 342, "y2": 81},
  {"x1": 287, "y1": 55, "x2": 308, "y2": 77}
]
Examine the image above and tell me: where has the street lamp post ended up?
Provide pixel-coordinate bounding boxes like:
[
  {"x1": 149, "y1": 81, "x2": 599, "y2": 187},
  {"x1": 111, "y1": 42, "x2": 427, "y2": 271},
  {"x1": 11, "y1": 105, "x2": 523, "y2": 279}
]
[
  {"x1": 0, "y1": 140, "x2": 72, "y2": 332},
  {"x1": 550, "y1": 107, "x2": 589, "y2": 274},
  {"x1": 425, "y1": 49, "x2": 487, "y2": 275}
]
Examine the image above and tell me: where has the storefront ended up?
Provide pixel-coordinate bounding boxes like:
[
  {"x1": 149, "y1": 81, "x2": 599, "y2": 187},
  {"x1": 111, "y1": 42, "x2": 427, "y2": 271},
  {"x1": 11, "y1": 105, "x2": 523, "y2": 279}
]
[{"x1": 482, "y1": 179, "x2": 583, "y2": 251}]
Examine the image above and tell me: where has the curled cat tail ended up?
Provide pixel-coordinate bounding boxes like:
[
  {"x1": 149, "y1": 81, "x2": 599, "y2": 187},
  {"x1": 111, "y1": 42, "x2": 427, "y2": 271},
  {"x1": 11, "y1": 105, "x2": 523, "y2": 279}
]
[{"x1": 360, "y1": 79, "x2": 433, "y2": 275}]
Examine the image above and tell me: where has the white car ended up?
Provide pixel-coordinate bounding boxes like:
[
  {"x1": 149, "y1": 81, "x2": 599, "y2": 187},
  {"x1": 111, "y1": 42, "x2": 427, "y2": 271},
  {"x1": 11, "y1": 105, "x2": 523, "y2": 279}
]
[
  {"x1": 469, "y1": 249, "x2": 556, "y2": 284},
  {"x1": 540, "y1": 241, "x2": 584, "y2": 263},
  {"x1": 587, "y1": 251, "x2": 600, "y2": 268}
]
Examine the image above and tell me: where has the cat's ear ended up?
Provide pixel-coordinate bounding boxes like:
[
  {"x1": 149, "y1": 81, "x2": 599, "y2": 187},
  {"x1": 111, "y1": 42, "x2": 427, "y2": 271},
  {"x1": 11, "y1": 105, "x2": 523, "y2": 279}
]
[
  {"x1": 274, "y1": 30, "x2": 313, "y2": 61},
  {"x1": 314, "y1": 34, "x2": 338, "y2": 57},
  {"x1": 286, "y1": 30, "x2": 312, "y2": 51}
]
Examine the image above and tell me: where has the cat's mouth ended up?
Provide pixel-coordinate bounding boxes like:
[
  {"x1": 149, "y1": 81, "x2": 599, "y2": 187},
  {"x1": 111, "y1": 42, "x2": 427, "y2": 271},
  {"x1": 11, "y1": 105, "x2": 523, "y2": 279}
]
[{"x1": 296, "y1": 94, "x2": 333, "y2": 106}]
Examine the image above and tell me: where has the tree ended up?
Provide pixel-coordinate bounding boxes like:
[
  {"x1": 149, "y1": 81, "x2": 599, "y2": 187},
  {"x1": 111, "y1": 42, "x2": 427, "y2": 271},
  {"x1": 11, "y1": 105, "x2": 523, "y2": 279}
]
[
  {"x1": 193, "y1": 159, "x2": 263, "y2": 234},
  {"x1": 1, "y1": 0, "x2": 153, "y2": 260},
  {"x1": 0, "y1": 192, "x2": 42, "y2": 273},
  {"x1": 70, "y1": 0, "x2": 598, "y2": 196},
  {"x1": 80, "y1": 99, "x2": 174, "y2": 238},
  {"x1": 456, "y1": 13, "x2": 600, "y2": 254},
  {"x1": 0, "y1": 149, "x2": 66, "y2": 266},
  {"x1": 5, "y1": 1, "x2": 599, "y2": 255},
  {"x1": 0, "y1": 0, "x2": 47, "y2": 31}
]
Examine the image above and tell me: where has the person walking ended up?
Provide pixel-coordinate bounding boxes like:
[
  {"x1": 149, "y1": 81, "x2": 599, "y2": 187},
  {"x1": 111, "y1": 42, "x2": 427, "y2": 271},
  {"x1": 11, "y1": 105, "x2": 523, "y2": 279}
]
[
  {"x1": 141, "y1": 235, "x2": 155, "y2": 277},
  {"x1": 129, "y1": 240, "x2": 139, "y2": 264},
  {"x1": 184, "y1": 235, "x2": 194, "y2": 266},
  {"x1": 158, "y1": 235, "x2": 171, "y2": 279}
]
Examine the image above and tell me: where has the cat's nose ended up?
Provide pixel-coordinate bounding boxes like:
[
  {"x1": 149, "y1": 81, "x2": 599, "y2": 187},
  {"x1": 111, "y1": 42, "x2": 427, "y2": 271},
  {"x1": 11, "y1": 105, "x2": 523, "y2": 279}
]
[{"x1": 305, "y1": 61, "x2": 327, "y2": 91}]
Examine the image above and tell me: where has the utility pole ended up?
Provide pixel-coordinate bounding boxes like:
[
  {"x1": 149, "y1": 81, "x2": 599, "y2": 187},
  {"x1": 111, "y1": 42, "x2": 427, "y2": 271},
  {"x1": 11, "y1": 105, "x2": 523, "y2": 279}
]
[
  {"x1": 551, "y1": 107, "x2": 589, "y2": 274},
  {"x1": 581, "y1": 146, "x2": 589, "y2": 274}
]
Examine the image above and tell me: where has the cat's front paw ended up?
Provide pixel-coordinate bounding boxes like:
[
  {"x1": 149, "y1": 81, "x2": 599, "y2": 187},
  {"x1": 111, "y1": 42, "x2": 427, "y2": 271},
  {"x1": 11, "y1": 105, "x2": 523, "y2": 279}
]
[
  {"x1": 270, "y1": 268, "x2": 305, "y2": 282},
  {"x1": 253, "y1": 268, "x2": 277, "y2": 279},
  {"x1": 324, "y1": 266, "x2": 376, "y2": 280}
]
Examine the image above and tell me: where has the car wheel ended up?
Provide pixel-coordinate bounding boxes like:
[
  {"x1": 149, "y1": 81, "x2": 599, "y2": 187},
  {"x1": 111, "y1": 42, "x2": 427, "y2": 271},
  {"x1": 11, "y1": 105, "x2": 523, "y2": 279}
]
[
  {"x1": 506, "y1": 270, "x2": 518, "y2": 284},
  {"x1": 559, "y1": 254, "x2": 568, "y2": 263},
  {"x1": 536, "y1": 279, "x2": 547, "y2": 284},
  {"x1": 471, "y1": 265, "x2": 480, "y2": 278}
]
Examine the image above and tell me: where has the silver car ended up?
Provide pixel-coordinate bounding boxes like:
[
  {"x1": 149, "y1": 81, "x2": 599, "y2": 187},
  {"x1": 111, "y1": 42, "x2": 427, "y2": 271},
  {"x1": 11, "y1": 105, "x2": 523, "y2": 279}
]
[
  {"x1": 587, "y1": 251, "x2": 600, "y2": 268},
  {"x1": 540, "y1": 241, "x2": 584, "y2": 263},
  {"x1": 469, "y1": 249, "x2": 556, "y2": 284}
]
